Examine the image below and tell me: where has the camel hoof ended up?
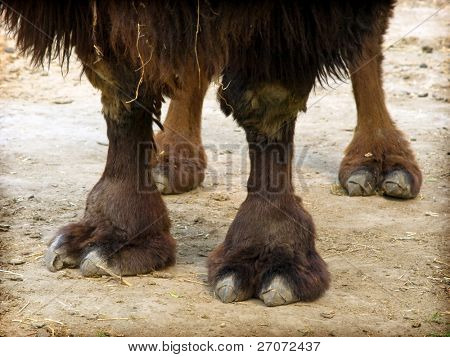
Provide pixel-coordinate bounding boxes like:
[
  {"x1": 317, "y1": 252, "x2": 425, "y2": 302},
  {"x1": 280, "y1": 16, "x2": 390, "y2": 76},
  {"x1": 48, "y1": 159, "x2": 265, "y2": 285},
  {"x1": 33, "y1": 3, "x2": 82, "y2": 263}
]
[
  {"x1": 44, "y1": 246, "x2": 64, "y2": 272},
  {"x1": 214, "y1": 275, "x2": 248, "y2": 303},
  {"x1": 80, "y1": 251, "x2": 109, "y2": 277},
  {"x1": 152, "y1": 168, "x2": 171, "y2": 194},
  {"x1": 382, "y1": 170, "x2": 415, "y2": 199},
  {"x1": 45, "y1": 235, "x2": 79, "y2": 272},
  {"x1": 259, "y1": 276, "x2": 296, "y2": 307},
  {"x1": 346, "y1": 170, "x2": 376, "y2": 196}
]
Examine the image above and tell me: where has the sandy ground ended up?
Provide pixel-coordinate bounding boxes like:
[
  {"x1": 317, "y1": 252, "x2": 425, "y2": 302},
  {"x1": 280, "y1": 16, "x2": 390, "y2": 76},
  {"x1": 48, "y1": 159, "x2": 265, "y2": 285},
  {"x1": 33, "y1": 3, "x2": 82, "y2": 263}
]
[{"x1": 0, "y1": 1, "x2": 449, "y2": 337}]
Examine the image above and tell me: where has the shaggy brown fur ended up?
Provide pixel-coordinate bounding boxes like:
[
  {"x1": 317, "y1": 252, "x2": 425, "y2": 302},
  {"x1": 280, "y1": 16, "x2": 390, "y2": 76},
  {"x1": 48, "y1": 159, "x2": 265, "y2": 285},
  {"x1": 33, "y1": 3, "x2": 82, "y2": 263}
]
[
  {"x1": 1, "y1": 0, "x2": 422, "y2": 306},
  {"x1": 2, "y1": 0, "x2": 396, "y2": 92}
]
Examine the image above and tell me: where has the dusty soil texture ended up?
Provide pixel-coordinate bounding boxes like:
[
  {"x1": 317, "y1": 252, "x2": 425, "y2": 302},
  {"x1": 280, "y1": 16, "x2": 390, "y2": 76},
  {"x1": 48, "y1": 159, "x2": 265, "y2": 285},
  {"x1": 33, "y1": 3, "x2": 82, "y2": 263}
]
[{"x1": 0, "y1": 1, "x2": 449, "y2": 337}]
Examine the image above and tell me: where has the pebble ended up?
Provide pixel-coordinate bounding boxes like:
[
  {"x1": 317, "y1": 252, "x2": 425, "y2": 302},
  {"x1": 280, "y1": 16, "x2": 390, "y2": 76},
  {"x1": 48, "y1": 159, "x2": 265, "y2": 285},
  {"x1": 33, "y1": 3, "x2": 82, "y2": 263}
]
[
  {"x1": 320, "y1": 311, "x2": 336, "y2": 319},
  {"x1": 152, "y1": 271, "x2": 173, "y2": 279},
  {"x1": 421, "y1": 45, "x2": 433, "y2": 53},
  {"x1": 8, "y1": 258, "x2": 25, "y2": 265},
  {"x1": 4, "y1": 47, "x2": 15, "y2": 53},
  {"x1": 425, "y1": 211, "x2": 439, "y2": 217},
  {"x1": 36, "y1": 328, "x2": 51, "y2": 337},
  {"x1": 193, "y1": 216, "x2": 205, "y2": 224},
  {"x1": 210, "y1": 192, "x2": 230, "y2": 201},
  {"x1": 31, "y1": 321, "x2": 46, "y2": 329},
  {"x1": 52, "y1": 99, "x2": 74, "y2": 105},
  {"x1": 411, "y1": 322, "x2": 421, "y2": 328},
  {"x1": 417, "y1": 92, "x2": 428, "y2": 98},
  {"x1": 419, "y1": 63, "x2": 427, "y2": 68},
  {"x1": 9, "y1": 276, "x2": 23, "y2": 281},
  {"x1": 0, "y1": 224, "x2": 11, "y2": 232}
]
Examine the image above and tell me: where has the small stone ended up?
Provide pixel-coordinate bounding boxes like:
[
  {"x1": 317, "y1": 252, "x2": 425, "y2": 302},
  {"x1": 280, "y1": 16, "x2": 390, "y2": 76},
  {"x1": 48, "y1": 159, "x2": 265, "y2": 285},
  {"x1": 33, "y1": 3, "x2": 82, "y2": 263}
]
[
  {"x1": 36, "y1": 328, "x2": 51, "y2": 337},
  {"x1": 4, "y1": 47, "x2": 15, "y2": 53},
  {"x1": 417, "y1": 92, "x2": 428, "y2": 98},
  {"x1": 31, "y1": 321, "x2": 46, "y2": 329},
  {"x1": 200, "y1": 314, "x2": 209, "y2": 319},
  {"x1": 419, "y1": 63, "x2": 427, "y2": 68},
  {"x1": 297, "y1": 329, "x2": 310, "y2": 336},
  {"x1": 411, "y1": 322, "x2": 421, "y2": 328},
  {"x1": 193, "y1": 217, "x2": 205, "y2": 224},
  {"x1": 0, "y1": 224, "x2": 11, "y2": 232},
  {"x1": 8, "y1": 258, "x2": 25, "y2": 265},
  {"x1": 425, "y1": 211, "x2": 439, "y2": 217},
  {"x1": 210, "y1": 193, "x2": 230, "y2": 201},
  {"x1": 421, "y1": 45, "x2": 433, "y2": 53},
  {"x1": 52, "y1": 99, "x2": 73, "y2": 105},
  {"x1": 152, "y1": 271, "x2": 173, "y2": 279},
  {"x1": 9, "y1": 276, "x2": 23, "y2": 281},
  {"x1": 330, "y1": 183, "x2": 346, "y2": 196},
  {"x1": 320, "y1": 311, "x2": 335, "y2": 319},
  {"x1": 220, "y1": 322, "x2": 226, "y2": 327}
]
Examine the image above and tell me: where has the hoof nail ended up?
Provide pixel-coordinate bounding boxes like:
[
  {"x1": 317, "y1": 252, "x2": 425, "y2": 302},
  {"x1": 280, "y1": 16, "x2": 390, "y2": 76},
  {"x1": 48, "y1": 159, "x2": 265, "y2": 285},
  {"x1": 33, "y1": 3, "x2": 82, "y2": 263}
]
[
  {"x1": 215, "y1": 276, "x2": 240, "y2": 303},
  {"x1": 260, "y1": 290, "x2": 286, "y2": 307},
  {"x1": 44, "y1": 249, "x2": 63, "y2": 272},
  {"x1": 346, "y1": 170, "x2": 376, "y2": 196},
  {"x1": 382, "y1": 170, "x2": 414, "y2": 199},
  {"x1": 152, "y1": 170, "x2": 170, "y2": 194},
  {"x1": 259, "y1": 276, "x2": 296, "y2": 307},
  {"x1": 347, "y1": 181, "x2": 364, "y2": 196},
  {"x1": 80, "y1": 251, "x2": 108, "y2": 277}
]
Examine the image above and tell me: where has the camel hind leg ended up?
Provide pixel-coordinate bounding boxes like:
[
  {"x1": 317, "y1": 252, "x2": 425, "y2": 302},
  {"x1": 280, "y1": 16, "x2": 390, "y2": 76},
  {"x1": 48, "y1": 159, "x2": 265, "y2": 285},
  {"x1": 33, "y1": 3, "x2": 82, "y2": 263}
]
[
  {"x1": 340, "y1": 25, "x2": 422, "y2": 198},
  {"x1": 153, "y1": 75, "x2": 209, "y2": 194}
]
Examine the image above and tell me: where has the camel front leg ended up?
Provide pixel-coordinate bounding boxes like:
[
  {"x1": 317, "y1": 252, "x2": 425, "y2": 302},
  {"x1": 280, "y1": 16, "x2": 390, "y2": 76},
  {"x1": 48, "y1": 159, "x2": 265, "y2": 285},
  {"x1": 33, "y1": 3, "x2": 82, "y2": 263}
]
[
  {"x1": 209, "y1": 79, "x2": 330, "y2": 306},
  {"x1": 45, "y1": 61, "x2": 175, "y2": 276}
]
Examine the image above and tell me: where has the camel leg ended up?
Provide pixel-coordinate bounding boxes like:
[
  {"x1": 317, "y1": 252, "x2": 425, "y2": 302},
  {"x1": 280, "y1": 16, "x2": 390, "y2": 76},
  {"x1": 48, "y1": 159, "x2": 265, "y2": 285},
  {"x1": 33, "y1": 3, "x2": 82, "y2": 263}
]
[
  {"x1": 339, "y1": 28, "x2": 422, "y2": 198},
  {"x1": 154, "y1": 76, "x2": 209, "y2": 194},
  {"x1": 44, "y1": 60, "x2": 175, "y2": 276},
  {"x1": 208, "y1": 78, "x2": 330, "y2": 306}
]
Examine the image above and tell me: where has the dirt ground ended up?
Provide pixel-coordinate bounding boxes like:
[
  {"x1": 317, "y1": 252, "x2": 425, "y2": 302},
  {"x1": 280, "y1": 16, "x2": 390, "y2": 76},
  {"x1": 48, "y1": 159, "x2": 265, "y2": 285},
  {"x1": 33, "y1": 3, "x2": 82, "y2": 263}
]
[{"x1": 0, "y1": 1, "x2": 449, "y2": 337}]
